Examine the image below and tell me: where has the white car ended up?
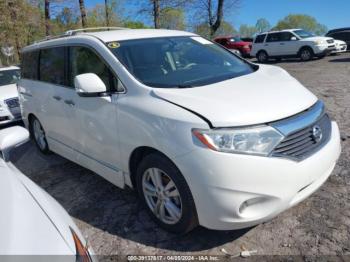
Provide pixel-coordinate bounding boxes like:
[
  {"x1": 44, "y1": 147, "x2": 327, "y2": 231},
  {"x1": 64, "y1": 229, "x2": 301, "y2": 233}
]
[
  {"x1": 331, "y1": 39, "x2": 347, "y2": 54},
  {"x1": 0, "y1": 66, "x2": 22, "y2": 126},
  {"x1": 251, "y1": 29, "x2": 336, "y2": 62},
  {"x1": 19, "y1": 28, "x2": 341, "y2": 233},
  {"x1": 0, "y1": 126, "x2": 93, "y2": 259}
]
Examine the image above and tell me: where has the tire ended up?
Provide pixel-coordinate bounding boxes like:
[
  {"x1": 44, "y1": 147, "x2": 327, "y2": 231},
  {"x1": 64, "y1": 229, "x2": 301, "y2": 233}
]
[
  {"x1": 299, "y1": 47, "x2": 314, "y2": 61},
  {"x1": 30, "y1": 116, "x2": 51, "y2": 154},
  {"x1": 136, "y1": 153, "x2": 198, "y2": 234},
  {"x1": 257, "y1": 50, "x2": 268, "y2": 63}
]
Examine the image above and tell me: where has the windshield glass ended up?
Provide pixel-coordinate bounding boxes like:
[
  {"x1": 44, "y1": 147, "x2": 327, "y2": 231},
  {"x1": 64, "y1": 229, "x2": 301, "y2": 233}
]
[
  {"x1": 0, "y1": 69, "x2": 20, "y2": 86},
  {"x1": 109, "y1": 36, "x2": 254, "y2": 88},
  {"x1": 293, "y1": 30, "x2": 315, "y2": 39}
]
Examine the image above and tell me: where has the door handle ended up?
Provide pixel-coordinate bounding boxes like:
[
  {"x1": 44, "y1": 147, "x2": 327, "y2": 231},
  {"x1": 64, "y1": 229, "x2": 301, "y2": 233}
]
[
  {"x1": 264, "y1": 44, "x2": 269, "y2": 46},
  {"x1": 64, "y1": 100, "x2": 75, "y2": 107},
  {"x1": 53, "y1": 95, "x2": 62, "y2": 101},
  {"x1": 280, "y1": 43, "x2": 285, "y2": 45}
]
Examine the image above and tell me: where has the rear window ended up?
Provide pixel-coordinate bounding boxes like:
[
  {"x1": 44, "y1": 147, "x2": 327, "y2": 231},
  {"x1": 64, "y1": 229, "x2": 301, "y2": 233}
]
[
  {"x1": 254, "y1": 34, "x2": 266, "y2": 43},
  {"x1": 39, "y1": 47, "x2": 65, "y2": 85},
  {"x1": 21, "y1": 51, "x2": 39, "y2": 80}
]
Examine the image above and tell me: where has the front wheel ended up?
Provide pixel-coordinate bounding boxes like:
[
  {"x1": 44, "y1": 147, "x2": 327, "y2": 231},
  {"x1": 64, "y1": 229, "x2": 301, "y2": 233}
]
[
  {"x1": 299, "y1": 47, "x2": 314, "y2": 61},
  {"x1": 136, "y1": 153, "x2": 198, "y2": 234}
]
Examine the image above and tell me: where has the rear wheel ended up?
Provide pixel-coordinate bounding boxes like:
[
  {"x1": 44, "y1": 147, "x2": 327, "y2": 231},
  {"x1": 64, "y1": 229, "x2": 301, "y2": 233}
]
[
  {"x1": 136, "y1": 153, "x2": 198, "y2": 234},
  {"x1": 299, "y1": 47, "x2": 314, "y2": 61},
  {"x1": 30, "y1": 117, "x2": 50, "y2": 154},
  {"x1": 257, "y1": 50, "x2": 268, "y2": 63}
]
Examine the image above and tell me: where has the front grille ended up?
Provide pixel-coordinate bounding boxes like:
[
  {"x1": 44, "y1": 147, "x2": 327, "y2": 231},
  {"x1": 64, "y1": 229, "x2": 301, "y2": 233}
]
[
  {"x1": 5, "y1": 97, "x2": 19, "y2": 108},
  {"x1": 327, "y1": 39, "x2": 334, "y2": 44},
  {"x1": 272, "y1": 114, "x2": 331, "y2": 161}
]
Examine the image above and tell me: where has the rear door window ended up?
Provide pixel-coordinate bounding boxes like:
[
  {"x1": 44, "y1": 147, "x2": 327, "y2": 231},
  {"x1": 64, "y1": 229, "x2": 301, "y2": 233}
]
[{"x1": 39, "y1": 47, "x2": 65, "y2": 85}]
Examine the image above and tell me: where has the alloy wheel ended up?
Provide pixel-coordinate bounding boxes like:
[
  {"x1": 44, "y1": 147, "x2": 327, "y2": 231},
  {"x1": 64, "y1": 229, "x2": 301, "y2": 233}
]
[{"x1": 142, "y1": 168, "x2": 182, "y2": 225}]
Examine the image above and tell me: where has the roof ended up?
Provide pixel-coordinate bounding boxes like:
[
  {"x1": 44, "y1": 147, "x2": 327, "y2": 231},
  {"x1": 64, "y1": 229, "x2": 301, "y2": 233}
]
[
  {"x1": 83, "y1": 29, "x2": 196, "y2": 42},
  {"x1": 327, "y1": 27, "x2": 350, "y2": 34},
  {"x1": 0, "y1": 66, "x2": 20, "y2": 71},
  {"x1": 257, "y1": 28, "x2": 302, "y2": 35}
]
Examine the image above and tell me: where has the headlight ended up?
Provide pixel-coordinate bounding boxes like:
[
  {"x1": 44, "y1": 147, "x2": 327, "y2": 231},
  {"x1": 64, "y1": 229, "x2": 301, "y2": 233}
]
[
  {"x1": 192, "y1": 126, "x2": 284, "y2": 156},
  {"x1": 313, "y1": 40, "x2": 324, "y2": 45},
  {"x1": 243, "y1": 45, "x2": 250, "y2": 49}
]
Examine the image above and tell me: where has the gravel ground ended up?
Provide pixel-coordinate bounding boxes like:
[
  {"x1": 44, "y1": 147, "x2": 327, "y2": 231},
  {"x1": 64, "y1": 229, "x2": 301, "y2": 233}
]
[{"x1": 8, "y1": 53, "x2": 350, "y2": 260}]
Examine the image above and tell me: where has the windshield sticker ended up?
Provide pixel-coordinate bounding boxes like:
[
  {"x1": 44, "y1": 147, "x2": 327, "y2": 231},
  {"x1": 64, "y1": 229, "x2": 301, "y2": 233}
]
[
  {"x1": 108, "y1": 42, "x2": 120, "y2": 48},
  {"x1": 191, "y1": 36, "x2": 212, "y2": 45}
]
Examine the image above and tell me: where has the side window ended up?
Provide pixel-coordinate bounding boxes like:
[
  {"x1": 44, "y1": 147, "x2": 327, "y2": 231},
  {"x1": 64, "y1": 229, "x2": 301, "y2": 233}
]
[
  {"x1": 280, "y1": 32, "x2": 294, "y2": 41},
  {"x1": 39, "y1": 47, "x2": 65, "y2": 85},
  {"x1": 266, "y1": 33, "x2": 282, "y2": 42},
  {"x1": 69, "y1": 46, "x2": 117, "y2": 91},
  {"x1": 254, "y1": 34, "x2": 266, "y2": 43},
  {"x1": 21, "y1": 51, "x2": 39, "y2": 80}
]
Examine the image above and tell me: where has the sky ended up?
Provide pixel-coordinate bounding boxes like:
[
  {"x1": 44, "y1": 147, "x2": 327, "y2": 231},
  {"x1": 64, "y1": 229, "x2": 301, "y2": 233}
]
[{"x1": 84, "y1": 0, "x2": 350, "y2": 30}]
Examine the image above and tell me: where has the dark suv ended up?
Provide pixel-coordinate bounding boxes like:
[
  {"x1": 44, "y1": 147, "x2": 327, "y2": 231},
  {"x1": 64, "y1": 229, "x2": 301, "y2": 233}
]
[{"x1": 326, "y1": 28, "x2": 350, "y2": 51}]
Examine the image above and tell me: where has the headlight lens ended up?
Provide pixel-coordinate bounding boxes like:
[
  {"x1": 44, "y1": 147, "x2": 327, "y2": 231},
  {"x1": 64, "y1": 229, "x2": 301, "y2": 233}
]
[
  {"x1": 314, "y1": 40, "x2": 323, "y2": 45},
  {"x1": 193, "y1": 126, "x2": 284, "y2": 156}
]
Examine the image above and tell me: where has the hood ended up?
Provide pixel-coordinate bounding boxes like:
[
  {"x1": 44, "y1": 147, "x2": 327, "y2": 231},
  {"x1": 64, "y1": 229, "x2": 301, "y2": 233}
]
[
  {"x1": 301, "y1": 36, "x2": 333, "y2": 42},
  {"x1": 334, "y1": 39, "x2": 346, "y2": 45},
  {"x1": 153, "y1": 65, "x2": 317, "y2": 127},
  {"x1": 0, "y1": 163, "x2": 75, "y2": 255},
  {"x1": 0, "y1": 84, "x2": 18, "y2": 101}
]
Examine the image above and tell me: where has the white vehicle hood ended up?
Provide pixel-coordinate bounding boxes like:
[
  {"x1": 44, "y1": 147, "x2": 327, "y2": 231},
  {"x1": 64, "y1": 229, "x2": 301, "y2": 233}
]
[
  {"x1": 153, "y1": 65, "x2": 317, "y2": 127},
  {"x1": 335, "y1": 39, "x2": 346, "y2": 45},
  {"x1": 0, "y1": 84, "x2": 18, "y2": 101},
  {"x1": 0, "y1": 163, "x2": 76, "y2": 255},
  {"x1": 301, "y1": 36, "x2": 333, "y2": 42}
]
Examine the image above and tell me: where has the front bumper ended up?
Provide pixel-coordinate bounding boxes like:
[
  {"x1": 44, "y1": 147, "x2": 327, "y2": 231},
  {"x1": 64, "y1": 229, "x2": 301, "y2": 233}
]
[
  {"x1": 0, "y1": 107, "x2": 22, "y2": 126},
  {"x1": 331, "y1": 45, "x2": 348, "y2": 54},
  {"x1": 313, "y1": 44, "x2": 336, "y2": 55},
  {"x1": 174, "y1": 122, "x2": 341, "y2": 230}
]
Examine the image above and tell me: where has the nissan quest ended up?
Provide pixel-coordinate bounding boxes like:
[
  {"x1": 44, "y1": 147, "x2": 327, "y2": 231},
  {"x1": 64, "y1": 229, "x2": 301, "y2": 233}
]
[{"x1": 18, "y1": 28, "x2": 341, "y2": 233}]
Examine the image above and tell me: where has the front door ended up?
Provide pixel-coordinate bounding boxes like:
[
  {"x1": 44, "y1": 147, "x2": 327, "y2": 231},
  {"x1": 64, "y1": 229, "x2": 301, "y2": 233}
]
[{"x1": 67, "y1": 45, "x2": 124, "y2": 187}]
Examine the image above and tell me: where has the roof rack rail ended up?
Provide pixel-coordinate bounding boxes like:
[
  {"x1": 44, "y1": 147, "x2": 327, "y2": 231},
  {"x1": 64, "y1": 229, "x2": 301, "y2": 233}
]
[
  {"x1": 34, "y1": 27, "x2": 126, "y2": 44},
  {"x1": 65, "y1": 27, "x2": 127, "y2": 36}
]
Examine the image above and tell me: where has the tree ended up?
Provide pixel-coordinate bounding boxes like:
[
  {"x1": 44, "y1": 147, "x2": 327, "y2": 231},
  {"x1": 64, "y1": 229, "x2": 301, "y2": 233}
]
[
  {"x1": 194, "y1": 21, "x2": 236, "y2": 38},
  {"x1": 192, "y1": 0, "x2": 241, "y2": 38},
  {"x1": 239, "y1": 24, "x2": 258, "y2": 37},
  {"x1": 123, "y1": 21, "x2": 150, "y2": 29},
  {"x1": 274, "y1": 14, "x2": 327, "y2": 35},
  {"x1": 255, "y1": 18, "x2": 270, "y2": 33},
  {"x1": 105, "y1": 0, "x2": 110, "y2": 26},
  {"x1": 159, "y1": 7, "x2": 185, "y2": 30},
  {"x1": 152, "y1": 0, "x2": 160, "y2": 28},
  {"x1": 78, "y1": 0, "x2": 87, "y2": 28},
  {"x1": 45, "y1": 0, "x2": 50, "y2": 35}
]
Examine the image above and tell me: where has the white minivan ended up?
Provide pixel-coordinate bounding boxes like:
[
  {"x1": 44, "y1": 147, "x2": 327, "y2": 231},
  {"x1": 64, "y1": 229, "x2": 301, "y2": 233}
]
[{"x1": 19, "y1": 28, "x2": 341, "y2": 233}]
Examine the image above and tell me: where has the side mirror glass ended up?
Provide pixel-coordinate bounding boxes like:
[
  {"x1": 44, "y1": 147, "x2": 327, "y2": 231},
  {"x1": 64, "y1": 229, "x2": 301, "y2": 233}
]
[
  {"x1": 291, "y1": 36, "x2": 297, "y2": 41},
  {"x1": 74, "y1": 73, "x2": 107, "y2": 97},
  {"x1": 0, "y1": 126, "x2": 29, "y2": 161}
]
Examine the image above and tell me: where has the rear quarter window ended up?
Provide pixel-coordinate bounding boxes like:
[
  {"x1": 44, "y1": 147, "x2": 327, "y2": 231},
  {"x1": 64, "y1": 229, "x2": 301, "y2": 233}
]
[{"x1": 254, "y1": 34, "x2": 266, "y2": 43}]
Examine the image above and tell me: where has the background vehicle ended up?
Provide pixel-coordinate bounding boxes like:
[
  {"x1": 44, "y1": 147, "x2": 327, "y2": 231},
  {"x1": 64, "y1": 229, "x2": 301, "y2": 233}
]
[
  {"x1": 0, "y1": 66, "x2": 22, "y2": 126},
  {"x1": 213, "y1": 36, "x2": 252, "y2": 57},
  {"x1": 19, "y1": 28, "x2": 340, "y2": 234},
  {"x1": 331, "y1": 39, "x2": 347, "y2": 55},
  {"x1": 0, "y1": 126, "x2": 93, "y2": 259},
  {"x1": 251, "y1": 29, "x2": 335, "y2": 62},
  {"x1": 326, "y1": 28, "x2": 350, "y2": 51}
]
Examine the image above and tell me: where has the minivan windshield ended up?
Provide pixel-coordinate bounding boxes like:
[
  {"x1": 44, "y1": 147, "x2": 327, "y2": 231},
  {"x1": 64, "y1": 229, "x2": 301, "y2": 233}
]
[
  {"x1": 109, "y1": 36, "x2": 255, "y2": 88},
  {"x1": 293, "y1": 30, "x2": 315, "y2": 39},
  {"x1": 0, "y1": 69, "x2": 20, "y2": 86}
]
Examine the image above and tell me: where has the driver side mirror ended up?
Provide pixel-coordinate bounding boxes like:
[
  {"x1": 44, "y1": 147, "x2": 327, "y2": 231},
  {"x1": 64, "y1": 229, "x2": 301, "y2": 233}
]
[
  {"x1": 74, "y1": 73, "x2": 107, "y2": 97},
  {"x1": 0, "y1": 126, "x2": 29, "y2": 162},
  {"x1": 291, "y1": 36, "x2": 298, "y2": 41}
]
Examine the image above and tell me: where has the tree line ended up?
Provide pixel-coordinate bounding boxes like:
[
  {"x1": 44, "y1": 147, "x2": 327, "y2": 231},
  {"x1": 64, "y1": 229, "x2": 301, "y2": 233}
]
[{"x1": 0, "y1": 0, "x2": 328, "y2": 65}]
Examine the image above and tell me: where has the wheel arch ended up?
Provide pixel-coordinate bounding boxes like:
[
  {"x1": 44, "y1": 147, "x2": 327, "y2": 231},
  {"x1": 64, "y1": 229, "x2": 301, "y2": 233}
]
[
  {"x1": 298, "y1": 45, "x2": 314, "y2": 55},
  {"x1": 128, "y1": 146, "x2": 174, "y2": 188}
]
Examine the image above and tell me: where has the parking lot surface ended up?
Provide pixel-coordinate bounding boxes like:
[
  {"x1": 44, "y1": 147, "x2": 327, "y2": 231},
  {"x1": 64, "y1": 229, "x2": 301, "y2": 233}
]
[{"x1": 10, "y1": 53, "x2": 350, "y2": 258}]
